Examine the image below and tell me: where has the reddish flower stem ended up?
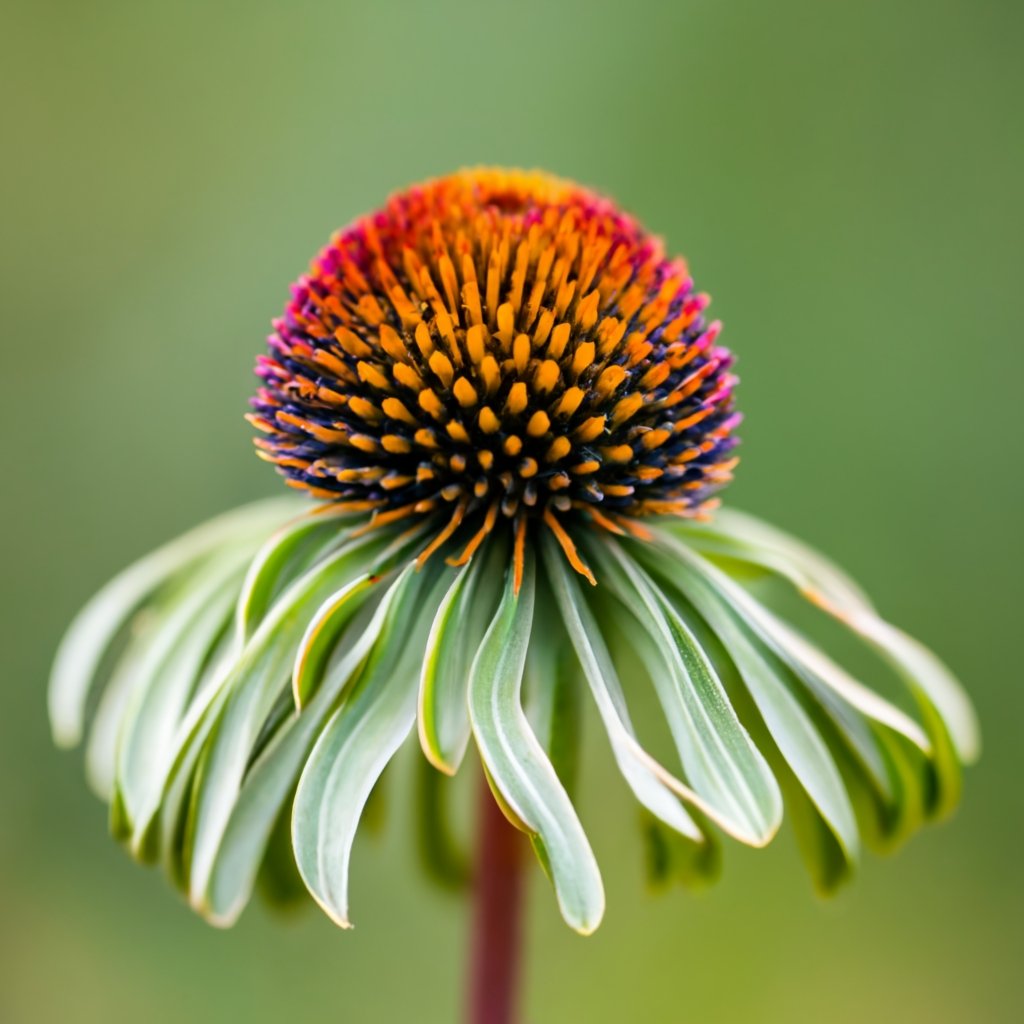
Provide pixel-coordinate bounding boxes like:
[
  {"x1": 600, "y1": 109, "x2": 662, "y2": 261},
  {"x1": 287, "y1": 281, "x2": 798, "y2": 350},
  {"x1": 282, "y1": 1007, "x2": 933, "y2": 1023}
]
[{"x1": 467, "y1": 777, "x2": 527, "y2": 1024}]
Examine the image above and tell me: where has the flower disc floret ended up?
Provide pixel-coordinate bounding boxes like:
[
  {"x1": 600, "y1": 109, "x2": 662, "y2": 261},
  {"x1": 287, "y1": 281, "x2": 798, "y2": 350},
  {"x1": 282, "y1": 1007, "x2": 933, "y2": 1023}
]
[{"x1": 249, "y1": 169, "x2": 739, "y2": 583}]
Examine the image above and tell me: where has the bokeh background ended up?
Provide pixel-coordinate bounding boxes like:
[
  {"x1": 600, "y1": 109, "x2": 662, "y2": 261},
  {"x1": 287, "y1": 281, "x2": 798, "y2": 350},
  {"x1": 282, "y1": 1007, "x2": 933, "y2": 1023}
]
[{"x1": 2, "y1": 1, "x2": 1022, "y2": 1021}]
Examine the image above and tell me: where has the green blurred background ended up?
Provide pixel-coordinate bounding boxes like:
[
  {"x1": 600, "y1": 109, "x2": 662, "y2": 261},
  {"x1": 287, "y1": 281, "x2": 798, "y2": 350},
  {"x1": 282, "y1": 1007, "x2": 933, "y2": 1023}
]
[{"x1": 2, "y1": 0, "x2": 1021, "y2": 1020}]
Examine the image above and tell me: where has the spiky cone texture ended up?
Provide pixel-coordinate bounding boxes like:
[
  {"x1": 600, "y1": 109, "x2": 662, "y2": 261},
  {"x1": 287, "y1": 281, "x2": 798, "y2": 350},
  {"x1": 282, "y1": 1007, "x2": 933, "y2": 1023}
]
[{"x1": 50, "y1": 170, "x2": 978, "y2": 936}]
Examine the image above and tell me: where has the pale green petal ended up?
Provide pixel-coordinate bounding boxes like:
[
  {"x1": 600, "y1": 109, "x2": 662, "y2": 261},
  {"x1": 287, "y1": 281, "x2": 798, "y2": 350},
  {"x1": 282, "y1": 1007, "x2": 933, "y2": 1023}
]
[
  {"x1": 291, "y1": 563, "x2": 449, "y2": 927},
  {"x1": 642, "y1": 531, "x2": 945, "y2": 831},
  {"x1": 50, "y1": 498, "x2": 300, "y2": 747},
  {"x1": 418, "y1": 538, "x2": 506, "y2": 774},
  {"x1": 236, "y1": 504, "x2": 357, "y2": 641},
  {"x1": 635, "y1": 543, "x2": 860, "y2": 869},
  {"x1": 649, "y1": 527, "x2": 970, "y2": 822},
  {"x1": 130, "y1": 651, "x2": 234, "y2": 867},
  {"x1": 523, "y1": 575, "x2": 582, "y2": 796},
  {"x1": 292, "y1": 575, "x2": 381, "y2": 707},
  {"x1": 650, "y1": 529, "x2": 931, "y2": 753},
  {"x1": 829, "y1": 612, "x2": 979, "y2": 769},
  {"x1": 185, "y1": 533, "x2": 398, "y2": 905},
  {"x1": 542, "y1": 536, "x2": 704, "y2": 842},
  {"x1": 198, "y1": 582, "x2": 398, "y2": 925},
  {"x1": 667, "y1": 513, "x2": 979, "y2": 764},
  {"x1": 782, "y1": 770, "x2": 855, "y2": 895},
  {"x1": 113, "y1": 550, "x2": 249, "y2": 826},
  {"x1": 672, "y1": 507, "x2": 876, "y2": 612},
  {"x1": 85, "y1": 624, "x2": 152, "y2": 801},
  {"x1": 468, "y1": 550, "x2": 604, "y2": 935},
  {"x1": 587, "y1": 538, "x2": 782, "y2": 847}
]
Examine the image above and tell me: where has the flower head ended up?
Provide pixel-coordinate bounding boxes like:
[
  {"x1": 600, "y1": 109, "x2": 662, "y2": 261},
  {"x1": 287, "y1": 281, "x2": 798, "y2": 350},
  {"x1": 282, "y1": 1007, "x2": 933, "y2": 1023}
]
[
  {"x1": 248, "y1": 169, "x2": 738, "y2": 587},
  {"x1": 50, "y1": 169, "x2": 978, "y2": 941}
]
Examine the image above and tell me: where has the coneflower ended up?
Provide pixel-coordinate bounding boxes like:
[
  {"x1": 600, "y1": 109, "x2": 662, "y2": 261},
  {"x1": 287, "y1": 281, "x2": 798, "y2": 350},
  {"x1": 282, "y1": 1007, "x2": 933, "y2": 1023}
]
[{"x1": 50, "y1": 168, "x2": 978, "y2": 1024}]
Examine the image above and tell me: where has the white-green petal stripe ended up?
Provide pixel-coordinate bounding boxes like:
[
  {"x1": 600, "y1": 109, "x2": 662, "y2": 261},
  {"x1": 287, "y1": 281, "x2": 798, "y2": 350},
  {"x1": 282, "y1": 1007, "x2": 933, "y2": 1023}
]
[
  {"x1": 642, "y1": 547, "x2": 860, "y2": 865},
  {"x1": 588, "y1": 538, "x2": 782, "y2": 847},
  {"x1": 199, "y1": 584, "x2": 399, "y2": 925},
  {"x1": 542, "y1": 536, "x2": 704, "y2": 841},
  {"x1": 130, "y1": 659, "x2": 233, "y2": 865},
  {"x1": 49, "y1": 497, "x2": 301, "y2": 747},
  {"x1": 292, "y1": 574, "x2": 381, "y2": 708},
  {"x1": 824, "y1": 610, "x2": 979, "y2": 765},
  {"x1": 236, "y1": 504, "x2": 356, "y2": 642},
  {"x1": 468, "y1": 550, "x2": 605, "y2": 935},
  {"x1": 185, "y1": 534, "x2": 396, "y2": 905},
  {"x1": 85, "y1": 628, "x2": 151, "y2": 800},
  {"x1": 291, "y1": 563, "x2": 449, "y2": 927},
  {"x1": 418, "y1": 539, "x2": 505, "y2": 775},
  {"x1": 113, "y1": 550, "x2": 249, "y2": 825},
  {"x1": 664, "y1": 516, "x2": 978, "y2": 764},
  {"x1": 650, "y1": 528, "x2": 932, "y2": 756},
  {"x1": 672, "y1": 507, "x2": 876, "y2": 613}
]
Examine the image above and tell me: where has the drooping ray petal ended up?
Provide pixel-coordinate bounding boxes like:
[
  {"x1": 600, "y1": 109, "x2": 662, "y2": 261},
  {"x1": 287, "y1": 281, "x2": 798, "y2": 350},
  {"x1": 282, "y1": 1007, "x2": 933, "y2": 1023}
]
[
  {"x1": 85, "y1": 624, "x2": 153, "y2": 801},
  {"x1": 645, "y1": 531, "x2": 964, "y2": 818},
  {"x1": 588, "y1": 538, "x2": 783, "y2": 847},
  {"x1": 468, "y1": 549, "x2": 605, "y2": 935},
  {"x1": 127, "y1": 660, "x2": 231, "y2": 869},
  {"x1": 292, "y1": 563, "x2": 451, "y2": 927},
  {"x1": 867, "y1": 723, "x2": 934, "y2": 847},
  {"x1": 418, "y1": 538, "x2": 507, "y2": 774},
  {"x1": 673, "y1": 508, "x2": 876, "y2": 613},
  {"x1": 634, "y1": 543, "x2": 860, "y2": 870},
  {"x1": 769, "y1": 615, "x2": 935, "y2": 772},
  {"x1": 814, "y1": 604, "x2": 979, "y2": 770},
  {"x1": 667, "y1": 515, "x2": 979, "y2": 765},
  {"x1": 523, "y1": 591, "x2": 582, "y2": 799},
  {"x1": 542, "y1": 535, "x2": 704, "y2": 841},
  {"x1": 680, "y1": 515, "x2": 963, "y2": 845},
  {"x1": 640, "y1": 532, "x2": 945, "y2": 825},
  {"x1": 50, "y1": 498, "x2": 301, "y2": 747},
  {"x1": 649, "y1": 528, "x2": 931, "y2": 756},
  {"x1": 779, "y1": 766, "x2": 856, "y2": 895},
  {"x1": 236, "y1": 503, "x2": 358, "y2": 641},
  {"x1": 186, "y1": 531, "x2": 405, "y2": 905},
  {"x1": 292, "y1": 574, "x2": 382, "y2": 708},
  {"x1": 198, "y1": 582, "x2": 400, "y2": 925},
  {"x1": 113, "y1": 550, "x2": 250, "y2": 827},
  {"x1": 128, "y1": 629, "x2": 241, "y2": 868},
  {"x1": 733, "y1": 560, "x2": 970, "y2": 816}
]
